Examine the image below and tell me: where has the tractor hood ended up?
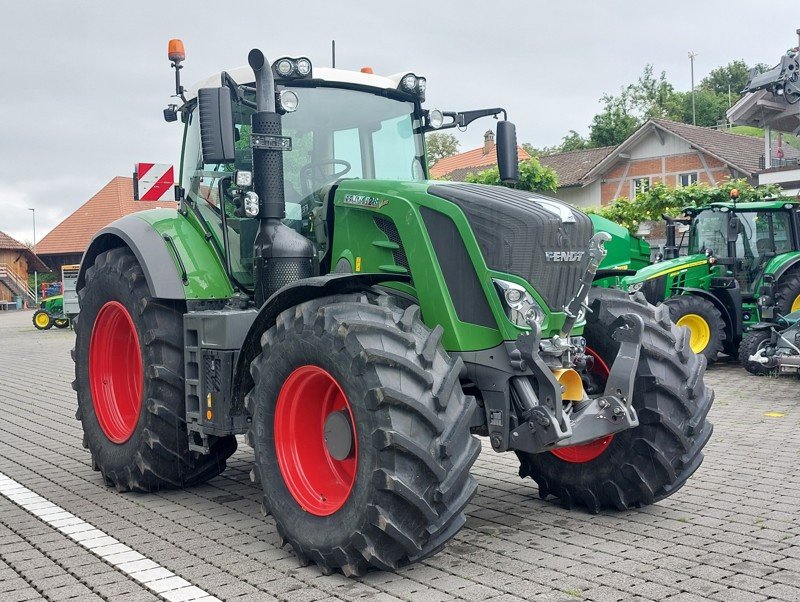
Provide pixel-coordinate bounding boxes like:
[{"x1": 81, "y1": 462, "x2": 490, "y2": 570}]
[
  {"x1": 622, "y1": 253, "x2": 710, "y2": 287},
  {"x1": 428, "y1": 183, "x2": 593, "y2": 311}
]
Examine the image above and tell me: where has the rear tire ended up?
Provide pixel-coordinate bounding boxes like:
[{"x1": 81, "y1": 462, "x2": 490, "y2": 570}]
[
  {"x1": 776, "y1": 271, "x2": 800, "y2": 318},
  {"x1": 517, "y1": 288, "x2": 714, "y2": 513},
  {"x1": 33, "y1": 310, "x2": 52, "y2": 330},
  {"x1": 246, "y1": 292, "x2": 480, "y2": 576},
  {"x1": 73, "y1": 247, "x2": 236, "y2": 492},
  {"x1": 739, "y1": 329, "x2": 775, "y2": 376},
  {"x1": 663, "y1": 295, "x2": 726, "y2": 363}
]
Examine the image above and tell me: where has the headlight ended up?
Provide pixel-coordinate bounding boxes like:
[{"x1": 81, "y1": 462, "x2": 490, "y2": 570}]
[
  {"x1": 276, "y1": 59, "x2": 294, "y2": 77},
  {"x1": 235, "y1": 170, "x2": 252, "y2": 187},
  {"x1": 296, "y1": 58, "x2": 312, "y2": 76},
  {"x1": 428, "y1": 109, "x2": 444, "y2": 129},
  {"x1": 398, "y1": 73, "x2": 426, "y2": 100},
  {"x1": 273, "y1": 57, "x2": 313, "y2": 79},
  {"x1": 278, "y1": 90, "x2": 299, "y2": 113},
  {"x1": 244, "y1": 191, "x2": 260, "y2": 217},
  {"x1": 401, "y1": 73, "x2": 417, "y2": 91},
  {"x1": 493, "y1": 279, "x2": 545, "y2": 327}
]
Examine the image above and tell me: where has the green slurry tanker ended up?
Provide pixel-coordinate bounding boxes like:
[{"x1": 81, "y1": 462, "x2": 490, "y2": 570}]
[{"x1": 72, "y1": 40, "x2": 713, "y2": 576}]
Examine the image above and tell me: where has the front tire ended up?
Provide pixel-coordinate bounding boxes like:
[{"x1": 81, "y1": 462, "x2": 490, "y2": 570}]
[
  {"x1": 246, "y1": 292, "x2": 480, "y2": 576},
  {"x1": 73, "y1": 247, "x2": 236, "y2": 492},
  {"x1": 739, "y1": 329, "x2": 775, "y2": 375},
  {"x1": 33, "y1": 309, "x2": 52, "y2": 330},
  {"x1": 54, "y1": 317, "x2": 70, "y2": 329},
  {"x1": 517, "y1": 288, "x2": 714, "y2": 513},
  {"x1": 663, "y1": 295, "x2": 726, "y2": 363}
]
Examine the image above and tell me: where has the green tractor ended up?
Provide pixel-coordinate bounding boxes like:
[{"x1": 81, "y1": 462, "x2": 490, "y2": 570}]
[
  {"x1": 33, "y1": 294, "x2": 71, "y2": 330},
  {"x1": 621, "y1": 195, "x2": 800, "y2": 363},
  {"x1": 72, "y1": 41, "x2": 713, "y2": 575}
]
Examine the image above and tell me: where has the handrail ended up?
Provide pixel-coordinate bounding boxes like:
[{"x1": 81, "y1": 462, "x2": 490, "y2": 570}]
[{"x1": 0, "y1": 263, "x2": 36, "y2": 301}]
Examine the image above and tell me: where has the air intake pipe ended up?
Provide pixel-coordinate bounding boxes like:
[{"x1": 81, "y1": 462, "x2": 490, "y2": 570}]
[{"x1": 248, "y1": 48, "x2": 314, "y2": 306}]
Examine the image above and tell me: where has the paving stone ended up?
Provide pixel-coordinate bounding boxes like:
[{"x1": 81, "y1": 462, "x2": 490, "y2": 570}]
[{"x1": 1, "y1": 309, "x2": 800, "y2": 602}]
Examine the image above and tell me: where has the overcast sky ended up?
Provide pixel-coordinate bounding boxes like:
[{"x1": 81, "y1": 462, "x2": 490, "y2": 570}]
[{"x1": 1, "y1": 0, "x2": 798, "y2": 243}]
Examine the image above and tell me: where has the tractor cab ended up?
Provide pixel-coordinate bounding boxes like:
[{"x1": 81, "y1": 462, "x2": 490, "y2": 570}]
[
  {"x1": 686, "y1": 201, "x2": 800, "y2": 297},
  {"x1": 181, "y1": 64, "x2": 428, "y2": 291}
]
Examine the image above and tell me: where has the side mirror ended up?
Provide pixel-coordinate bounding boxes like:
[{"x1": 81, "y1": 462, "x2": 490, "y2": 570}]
[
  {"x1": 728, "y1": 215, "x2": 741, "y2": 243},
  {"x1": 198, "y1": 87, "x2": 235, "y2": 164},
  {"x1": 496, "y1": 120, "x2": 519, "y2": 183}
]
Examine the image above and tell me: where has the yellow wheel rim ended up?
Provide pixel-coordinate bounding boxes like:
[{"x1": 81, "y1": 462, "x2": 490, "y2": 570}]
[
  {"x1": 35, "y1": 313, "x2": 50, "y2": 328},
  {"x1": 791, "y1": 293, "x2": 800, "y2": 313},
  {"x1": 676, "y1": 313, "x2": 711, "y2": 354}
]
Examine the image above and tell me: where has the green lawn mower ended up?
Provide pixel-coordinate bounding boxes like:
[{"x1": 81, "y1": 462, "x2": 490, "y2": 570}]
[{"x1": 33, "y1": 294, "x2": 70, "y2": 330}]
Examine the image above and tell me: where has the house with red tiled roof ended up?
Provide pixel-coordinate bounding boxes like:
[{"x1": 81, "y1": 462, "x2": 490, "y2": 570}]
[
  {"x1": 35, "y1": 176, "x2": 175, "y2": 271},
  {"x1": 0, "y1": 231, "x2": 48, "y2": 306},
  {"x1": 429, "y1": 131, "x2": 530, "y2": 181},
  {"x1": 539, "y1": 118, "x2": 798, "y2": 208}
]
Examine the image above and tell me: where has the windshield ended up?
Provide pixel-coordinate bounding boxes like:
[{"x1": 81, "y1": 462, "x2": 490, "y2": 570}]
[
  {"x1": 181, "y1": 85, "x2": 425, "y2": 287},
  {"x1": 688, "y1": 210, "x2": 728, "y2": 256}
]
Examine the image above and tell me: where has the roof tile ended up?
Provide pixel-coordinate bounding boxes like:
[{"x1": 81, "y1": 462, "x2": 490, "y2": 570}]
[
  {"x1": 430, "y1": 144, "x2": 530, "y2": 178},
  {"x1": 35, "y1": 177, "x2": 176, "y2": 256},
  {"x1": 539, "y1": 146, "x2": 616, "y2": 187}
]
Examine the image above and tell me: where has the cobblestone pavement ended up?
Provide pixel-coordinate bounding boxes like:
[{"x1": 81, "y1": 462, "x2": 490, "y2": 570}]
[{"x1": 1, "y1": 309, "x2": 799, "y2": 602}]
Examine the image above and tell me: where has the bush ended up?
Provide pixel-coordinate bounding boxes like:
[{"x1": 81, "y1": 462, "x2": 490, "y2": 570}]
[
  {"x1": 589, "y1": 179, "x2": 783, "y2": 234},
  {"x1": 465, "y1": 157, "x2": 558, "y2": 192}
]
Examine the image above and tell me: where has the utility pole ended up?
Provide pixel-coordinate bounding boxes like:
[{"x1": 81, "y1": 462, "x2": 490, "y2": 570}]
[
  {"x1": 28, "y1": 208, "x2": 37, "y2": 304},
  {"x1": 331, "y1": 40, "x2": 336, "y2": 68},
  {"x1": 688, "y1": 51, "x2": 698, "y2": 126}
]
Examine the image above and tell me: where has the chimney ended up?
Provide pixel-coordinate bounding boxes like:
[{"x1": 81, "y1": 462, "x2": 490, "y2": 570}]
[{"x1": 483, "y1": 130, "x2": 495, "y2": 155}]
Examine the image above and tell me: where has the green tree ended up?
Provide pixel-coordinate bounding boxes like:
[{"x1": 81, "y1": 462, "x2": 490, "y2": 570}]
[
  {"x1": 700, "y1": 59, "x2": 753, "y2": 96},
  {"x1": 465, "y1": 157, "x2": 558, "y2": 192},
  {"x1": 665, "y1": 89, "x2": 730, "y2": 127},
  {"x1": 522, "y1": 130, "x2": 589, "y2": 157},
  {"x1": 589, "y1": 94, "x2": 640, "y2": 147},
  {"x1": 425, "y1": 132, "x2": 459, "y2": 169},
  {"x1": 627, "y1": 64, "x2": 676, "y2": 119},
  {"x1": 559, "y1": 130, "x2": 590, "y2": 152}
]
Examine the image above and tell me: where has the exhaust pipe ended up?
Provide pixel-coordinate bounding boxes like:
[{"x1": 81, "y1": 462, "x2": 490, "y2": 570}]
[
  {"x1": 248, "y1": 49, "x2": 284, "y2": 220},
  {"x1": 248, "y1": 48, "x2": 314, "y2": 306}
]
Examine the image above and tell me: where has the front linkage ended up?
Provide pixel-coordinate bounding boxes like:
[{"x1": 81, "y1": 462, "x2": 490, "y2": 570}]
[{"x1": 470, "y1": 232, "x2": 642, "y2": 456}]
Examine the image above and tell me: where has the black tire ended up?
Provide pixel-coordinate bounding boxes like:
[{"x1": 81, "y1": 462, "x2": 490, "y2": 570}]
[
  {"x1": 32, "y1": 309, "x2": 53, "y2": 330},
  {"x1": 54, "y1": 318, "x2": 70, "y2": 329},
  {"x1": 739, "y1": 329, "x2": 775, "y2": 376},
  {"x1": 73, "y1": 247, "x2": 236, "y2": 492},
  {"x1": 246, "y1": 292, "x2": 480, "y2": 576},
  {"x1": 776, "y1": 271, "x2": 800, "y2": 318},
  {"x1": 517, "y1": 288, "x2": 714, "y2": 513},
  {"x1": 663, "y1": 294, "x2": 726, "y2": 363}
]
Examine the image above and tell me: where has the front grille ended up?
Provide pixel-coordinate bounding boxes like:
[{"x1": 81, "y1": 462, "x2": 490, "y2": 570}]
[
  {"x1": 374, "y1": 216, "x2": 410, "y2": 271},
  {"x1": 428, "y1": 183, "x2": 593, "y2": 311}
]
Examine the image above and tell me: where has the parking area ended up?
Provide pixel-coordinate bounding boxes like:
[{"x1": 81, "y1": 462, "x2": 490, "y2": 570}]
[{"x1": 1, "y1": 308, "x2": 799, "y2": 602}]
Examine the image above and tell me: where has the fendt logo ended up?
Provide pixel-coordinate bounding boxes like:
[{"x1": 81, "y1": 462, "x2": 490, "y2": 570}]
[{"x1": 544, "y1": 251, "x2": 585, "y2": 262}]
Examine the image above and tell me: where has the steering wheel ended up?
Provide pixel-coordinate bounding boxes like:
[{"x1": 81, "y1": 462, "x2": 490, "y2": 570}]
[{"x1": 300, "y1": 159, "x2": 352, "y2": 198}]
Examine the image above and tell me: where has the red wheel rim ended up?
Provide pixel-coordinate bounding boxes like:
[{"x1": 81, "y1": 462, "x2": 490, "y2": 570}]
[
  {"x1": 550, "y1": 346, "x2": 614, "y2": 463},
  {"x1": 274, "y1": 366, "x2": 357, "y2": 516},
  {"x1": 89, "y1": 301, "x2": 143, "y2": 444}
]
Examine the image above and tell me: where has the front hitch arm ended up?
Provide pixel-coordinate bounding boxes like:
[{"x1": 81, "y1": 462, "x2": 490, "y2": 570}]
[{"x1": 509, "y1": 313, "x2": 644, "y2": 454}]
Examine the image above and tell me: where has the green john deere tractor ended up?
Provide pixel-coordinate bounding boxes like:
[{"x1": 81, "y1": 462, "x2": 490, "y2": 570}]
[
  {"x1": 33, "y1": 294, "x2": 71, "y2": 330},
  {"x1": 73, "y1": 41, "x2": 713, "y2": 576},
  {"x1": 620, "y1": 197, "x2": 800, "y2": 363}
]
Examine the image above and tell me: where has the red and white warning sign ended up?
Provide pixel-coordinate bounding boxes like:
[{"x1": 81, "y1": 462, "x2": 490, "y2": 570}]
[{"x1": 134, "y1": 163, "x2": 174, "y2": 201}]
